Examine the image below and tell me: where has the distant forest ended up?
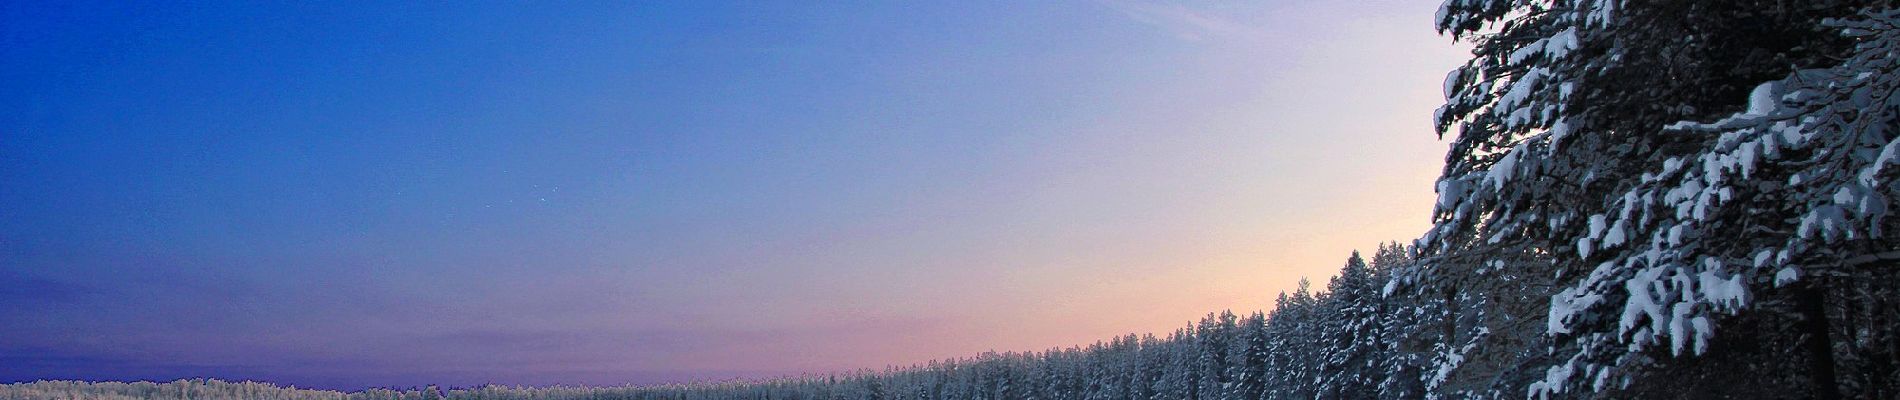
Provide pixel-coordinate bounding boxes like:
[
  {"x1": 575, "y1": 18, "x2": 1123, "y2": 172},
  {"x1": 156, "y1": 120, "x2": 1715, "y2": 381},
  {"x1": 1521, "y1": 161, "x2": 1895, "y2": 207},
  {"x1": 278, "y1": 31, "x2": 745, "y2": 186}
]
[{"x1": 12, "y1": 1, "x2": 1900, "y2": 399}]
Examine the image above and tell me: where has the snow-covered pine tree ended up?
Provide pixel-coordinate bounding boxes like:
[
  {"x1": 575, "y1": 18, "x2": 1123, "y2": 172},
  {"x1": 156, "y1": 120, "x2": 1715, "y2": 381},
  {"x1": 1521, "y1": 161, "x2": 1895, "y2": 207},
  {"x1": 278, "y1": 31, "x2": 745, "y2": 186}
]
[
  {"x1": 1193, "y1": 311, "x2": 1237, "y2": 400},
  {"x1": 1158, "y1": 326, "x2": 1200, "y2": 400},
  {"x1": 863, "y1": 377, "x2": 887, "y2": 400},
  {"x1": 1232, "y1": 312, "x2": 1270, "y2": 400},
  {"x1": 1426, "y1": 0, "x2": 1898, "y2": 397},
  {"x1": 1368, "y1": 242, "x2": 1429, "y2": 400},
  {"x1": 1136, "y1": 333, "x2": 1167, "y2": 400},
  {"x1": 1265, "y1": 280, "x2": 1320, "y2": 399},
  {"x1": 1263, "y1": 290, "x2": 1297, "y2": 400},
  {"x1": 1318, "y1": 252, "x2": 1380, "y2": 399},
  {"x1": 1538, "y1": 7, "x2": 1900, "y2": 398}
]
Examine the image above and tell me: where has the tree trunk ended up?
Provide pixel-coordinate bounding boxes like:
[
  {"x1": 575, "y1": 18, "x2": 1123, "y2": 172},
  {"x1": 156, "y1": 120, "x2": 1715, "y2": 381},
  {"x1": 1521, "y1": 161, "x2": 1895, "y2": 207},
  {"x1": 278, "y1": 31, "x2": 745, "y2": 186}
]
[
  {"x1": 1444, "y1": 285, "x2": 1459, "y2": 347},
  {"x1": 1796, "y1": 284, "x2": 1841, "y2": 399}
]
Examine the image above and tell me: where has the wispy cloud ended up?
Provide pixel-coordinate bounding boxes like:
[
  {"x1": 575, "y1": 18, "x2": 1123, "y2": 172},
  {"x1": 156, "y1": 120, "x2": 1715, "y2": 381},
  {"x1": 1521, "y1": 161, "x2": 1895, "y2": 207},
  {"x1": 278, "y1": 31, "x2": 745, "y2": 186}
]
[{"x1": 1099, "y1": 0, "x2": 1268, "y2": 42}]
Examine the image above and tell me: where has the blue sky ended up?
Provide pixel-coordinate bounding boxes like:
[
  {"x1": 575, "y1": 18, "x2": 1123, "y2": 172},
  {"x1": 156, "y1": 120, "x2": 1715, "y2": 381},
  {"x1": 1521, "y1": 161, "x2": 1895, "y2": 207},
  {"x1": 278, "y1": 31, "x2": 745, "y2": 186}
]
[{"x1": 1, "y1": 0, "x2": 1464, "y2": 390}]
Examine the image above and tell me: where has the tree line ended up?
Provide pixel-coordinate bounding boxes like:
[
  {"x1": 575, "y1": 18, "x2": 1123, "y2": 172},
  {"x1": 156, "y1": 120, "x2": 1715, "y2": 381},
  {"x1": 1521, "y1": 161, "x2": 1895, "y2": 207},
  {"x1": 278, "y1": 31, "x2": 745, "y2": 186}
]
[{"x1": 3, "y1": 245, "x2": 1456, "y2": 400}]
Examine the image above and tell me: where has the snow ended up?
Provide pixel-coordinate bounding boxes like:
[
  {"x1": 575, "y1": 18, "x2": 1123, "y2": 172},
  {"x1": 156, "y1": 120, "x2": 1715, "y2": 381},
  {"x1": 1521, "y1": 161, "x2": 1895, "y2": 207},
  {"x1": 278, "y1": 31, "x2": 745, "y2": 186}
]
[
  {"x1": 1775, "y1": 267, "x2": 1801, "y2": 287},
  {"x1": 1531, "y1": 359, "x2": 1577, "y2": 398},
  {"x1": 1443, "y1": 68, "x2": 1463, "y2": 99},
  {"x1": 1486, "y1": 145, "x2": 1524, "y2": 189},
  {"x1": 1863, "y1": 138, "x2": 1900, "y2": 184},
  {"x1": 1619, "y1": 267, "x2": 1663, "y2": 335},
  {"x1": 1798, "y1": 205, "x2": 1847, "y2": 240},
  {"x1": 1550, "y1": 118, "x2": 1574, "y2": 145},
  {"x1": 1496, "y1": 68, "x2": 1547, "y2": 122},
  {"x1": 1688, "y1": 316, "x2": 1712, "y2": 354},
  {"x1": 1744, "y1": 82, "x2": 1781, "y2": 117},
  {"x1": 1600, "y1": 220, "x2": 1627, "y2": 247},
  {"x1": 1547, "y1": 28, "x2": 1579, "y2": 58},
  {"x1": 1669, "y1": 301, "x2": 1694, "y2": 355},
  {"x1": 1510, "y1": 39, "x2": 1546, "y2": 65},
  {"x1": 1697, "y1": 263, "x2": 1746, "y2": 308},
  {"x1": 1436, "y1": 177, "x2": 1471, "y2": 211},
  {"x1": 1434, "y1": 0, "x2": 1451, "y2": 28},
  {"x1": 1587, "y1": 0, "x2": 1617, "y2": 26},
  {"x1": 1734, "y1": 139, "x2": 1759, "y2": 179}
]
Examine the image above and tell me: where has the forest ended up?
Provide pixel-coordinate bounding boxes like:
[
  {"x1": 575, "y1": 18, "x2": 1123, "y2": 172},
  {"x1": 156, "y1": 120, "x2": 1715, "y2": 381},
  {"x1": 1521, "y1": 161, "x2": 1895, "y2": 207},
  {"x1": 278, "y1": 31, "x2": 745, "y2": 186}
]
[{"x1": 10, "y1": 0, "x2": 1900, "y2": 398}]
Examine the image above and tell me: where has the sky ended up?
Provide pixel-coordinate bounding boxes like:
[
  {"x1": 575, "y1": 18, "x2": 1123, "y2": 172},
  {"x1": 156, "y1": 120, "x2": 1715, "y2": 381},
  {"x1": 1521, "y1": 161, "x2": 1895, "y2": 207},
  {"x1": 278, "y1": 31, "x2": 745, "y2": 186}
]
[{"x1": 0, "y1": 0, "x2": 1466, "y2": 391}]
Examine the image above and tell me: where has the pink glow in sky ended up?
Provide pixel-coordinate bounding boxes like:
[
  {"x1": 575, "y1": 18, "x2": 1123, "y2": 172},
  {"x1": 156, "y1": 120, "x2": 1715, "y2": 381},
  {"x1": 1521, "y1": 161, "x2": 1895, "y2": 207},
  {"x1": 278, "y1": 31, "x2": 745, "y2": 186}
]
[{"x1": 1, "y1": 0, "x2": 1465, "y2": 390}]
